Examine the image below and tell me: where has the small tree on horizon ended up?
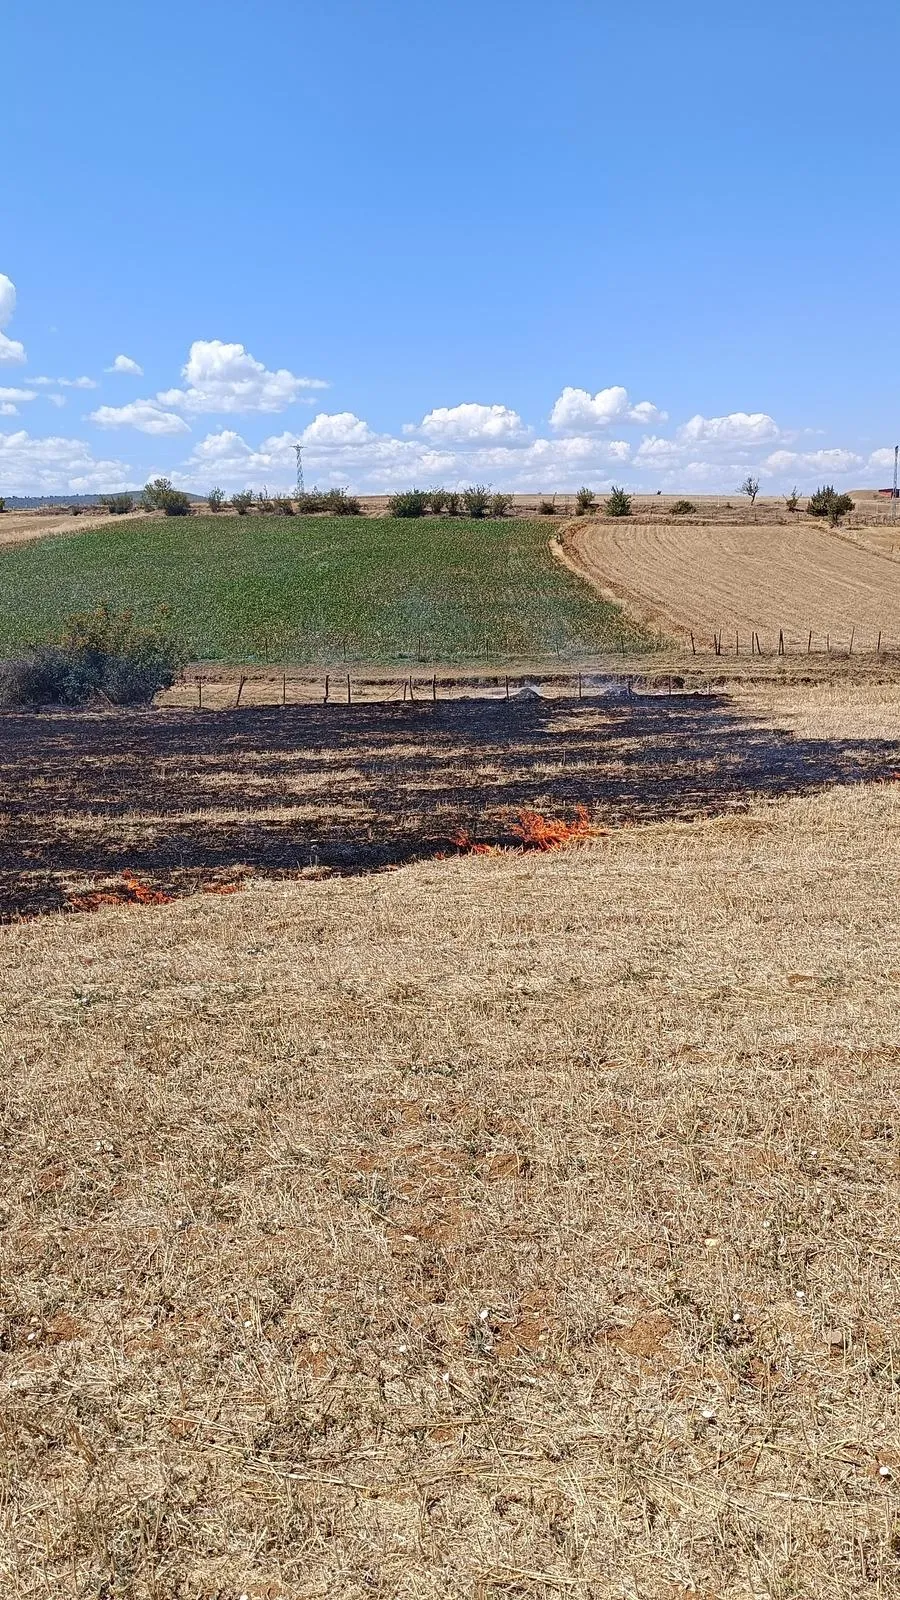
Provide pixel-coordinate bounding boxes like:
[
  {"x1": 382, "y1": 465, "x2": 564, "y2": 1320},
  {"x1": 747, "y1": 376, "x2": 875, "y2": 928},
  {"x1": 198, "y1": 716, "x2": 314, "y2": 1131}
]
[
  {"x1": 741, "y1": 475, "x2": 760, "y2": 506},
  {"x1": 604, "y1": 485, "x2": 632, "y2": 517}
]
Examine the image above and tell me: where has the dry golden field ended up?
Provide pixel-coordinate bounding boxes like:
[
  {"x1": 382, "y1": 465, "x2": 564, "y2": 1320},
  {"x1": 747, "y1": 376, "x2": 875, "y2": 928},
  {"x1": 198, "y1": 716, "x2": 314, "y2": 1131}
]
[
  {"x1": 1, "y1": 680, "x2": 900, "y2": 1596},
  {"x1": 561, "y1": 518, "x2": 900, "y2": 653},
  {"x1": 2, "y1": 774, "x2": 900, "y2": 1597}
]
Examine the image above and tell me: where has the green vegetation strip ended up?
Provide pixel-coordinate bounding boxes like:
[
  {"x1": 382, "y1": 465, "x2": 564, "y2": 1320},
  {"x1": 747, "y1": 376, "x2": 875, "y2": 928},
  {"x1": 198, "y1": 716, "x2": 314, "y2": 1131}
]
[{"x1": 0, "y1": 516, "x2": 652, "y2": 663}]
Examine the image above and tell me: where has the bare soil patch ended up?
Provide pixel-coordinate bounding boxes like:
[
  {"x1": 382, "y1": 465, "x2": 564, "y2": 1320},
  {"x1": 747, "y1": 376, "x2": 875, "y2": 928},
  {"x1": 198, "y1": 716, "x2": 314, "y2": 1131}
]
[
  {"x1": 563, "y1": 518, "x2": 900, "y2": 650},
  {"x1": 1, "y1": 781, "x2": 899, "y2": 1595}
]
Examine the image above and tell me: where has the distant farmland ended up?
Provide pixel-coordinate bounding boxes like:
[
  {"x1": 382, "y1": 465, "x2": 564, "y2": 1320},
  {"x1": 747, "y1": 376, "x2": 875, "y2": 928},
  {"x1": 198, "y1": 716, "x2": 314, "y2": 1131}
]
[{"x1": 0, "y1": 515, "x2": 649, "y2": 663}]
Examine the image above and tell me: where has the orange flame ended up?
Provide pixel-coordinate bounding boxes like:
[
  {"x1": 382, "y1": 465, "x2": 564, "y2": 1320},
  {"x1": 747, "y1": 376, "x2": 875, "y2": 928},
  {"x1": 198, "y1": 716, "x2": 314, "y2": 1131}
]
[
  {"x1": 511, "y1": 803, "x2": 597, "y2": 851},
  {"x1": 450, "y1": 805, "x2": 603, "y2": 856},
  {"x1": 69, "y1": 871, "x2": 173, "y2": 912}
]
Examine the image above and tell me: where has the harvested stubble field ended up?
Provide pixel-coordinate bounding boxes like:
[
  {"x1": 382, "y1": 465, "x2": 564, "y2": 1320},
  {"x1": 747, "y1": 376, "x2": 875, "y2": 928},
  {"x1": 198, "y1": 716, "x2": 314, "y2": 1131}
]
[
  {"x1": 2, "y1": 742, "x2": 900, "y2": 1596},
  {"x1": 0, "y1": 515, "x2": 646, "y2": 664},
  {"x1": 562, "y1": 517, "x2": 900, "y2": 653}
]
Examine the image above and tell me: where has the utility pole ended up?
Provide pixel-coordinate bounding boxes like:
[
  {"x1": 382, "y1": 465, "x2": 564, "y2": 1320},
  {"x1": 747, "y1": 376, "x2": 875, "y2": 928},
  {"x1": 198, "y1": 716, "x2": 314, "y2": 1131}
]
[
  {"x1": 893, "y1": 445, "x2": 898, "y2": 524},
  {"x1": 295, "y1": 443, "x2": 305, "y2": 501}
]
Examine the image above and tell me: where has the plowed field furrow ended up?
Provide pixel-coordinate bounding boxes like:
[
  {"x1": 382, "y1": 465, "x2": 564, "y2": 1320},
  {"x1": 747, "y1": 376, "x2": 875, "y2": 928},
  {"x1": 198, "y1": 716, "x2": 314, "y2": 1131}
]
[{"x1": 564, "y1": 520, "x2": 900, "y2": 650}]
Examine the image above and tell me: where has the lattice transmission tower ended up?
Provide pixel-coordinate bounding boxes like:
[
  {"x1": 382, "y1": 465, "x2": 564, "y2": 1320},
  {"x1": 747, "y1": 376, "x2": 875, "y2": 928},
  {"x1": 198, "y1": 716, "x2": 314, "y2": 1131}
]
[{"x1": 295, "y1": 443, "x2": 305, "y2": 500}]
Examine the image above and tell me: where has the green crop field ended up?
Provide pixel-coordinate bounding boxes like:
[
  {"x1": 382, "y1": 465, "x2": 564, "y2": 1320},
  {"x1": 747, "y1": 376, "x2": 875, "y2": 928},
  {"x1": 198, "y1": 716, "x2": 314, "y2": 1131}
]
[{"x1": 0, "y1": 515, "x2": 651, "y2": 663}]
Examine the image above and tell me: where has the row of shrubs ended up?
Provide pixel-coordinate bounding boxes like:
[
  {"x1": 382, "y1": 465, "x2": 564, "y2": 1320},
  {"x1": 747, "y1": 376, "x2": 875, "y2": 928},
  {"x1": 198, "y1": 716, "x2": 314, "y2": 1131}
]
[{"x1": 387, "y1": 487, "x2": 513, "y2": 519}]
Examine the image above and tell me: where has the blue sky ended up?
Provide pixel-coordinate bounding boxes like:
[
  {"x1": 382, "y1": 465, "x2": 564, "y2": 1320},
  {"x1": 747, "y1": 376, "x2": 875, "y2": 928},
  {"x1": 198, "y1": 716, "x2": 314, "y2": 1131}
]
[{"x1": 3, "y1": 0, "x2": 898, "y2": 495}]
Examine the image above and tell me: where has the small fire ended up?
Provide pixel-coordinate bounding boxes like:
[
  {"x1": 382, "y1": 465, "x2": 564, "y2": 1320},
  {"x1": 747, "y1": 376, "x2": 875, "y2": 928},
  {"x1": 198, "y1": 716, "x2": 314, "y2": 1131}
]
[
  {"x1": 69, "y1": 871, "x2": 173, "y2": 912},
  {"x1": 451, "y1": 804, "x2": 603, "y2": 856},
  {"x1": 511, "y1": 803, "x2": 597, "y2": 851}
]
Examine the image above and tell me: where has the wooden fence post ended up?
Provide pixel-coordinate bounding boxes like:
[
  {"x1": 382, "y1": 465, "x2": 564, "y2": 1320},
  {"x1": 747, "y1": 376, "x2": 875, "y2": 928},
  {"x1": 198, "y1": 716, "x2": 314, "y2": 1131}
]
[
  {"x1": 807, "y1": 630, "x2": 812, "y2": 654},
  {"x1": 690, "y1": 632, "x2": 696, "y2": 655},
  {"x1": 432, "y1": 675, "x2": 437, "y2": 701},
  {"x1": 236, "y1": 675, "x2": 246, "y2": 706},
  {"x1": 324, "y1": 674, "x2": 329, "y2": 704},
  {"x1": 347, "y1": 673, "x2": 352, "y2": 704},
  {"x1": 877, "y1": 630, "x2": 882, "y2": 655},
  {"x1": 578, "y1": 671, "x2": 583, "y2": 699},
  {"x1": 778, "y1": 628, "x2": 784, "y2": 656},
  {"x1": 197, "y1": 676, "x2": 202, "y2": 709},
  {"x1": 282, "y1": 674, "x2": 286, "y2": 706},
  {"x1": 848, "y1": 627, "x2": 855, "y2": 656}
]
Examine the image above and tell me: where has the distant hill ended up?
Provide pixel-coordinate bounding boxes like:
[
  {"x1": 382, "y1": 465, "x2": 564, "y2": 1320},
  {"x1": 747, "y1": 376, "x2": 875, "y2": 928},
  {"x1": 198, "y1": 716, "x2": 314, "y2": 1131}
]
[{"x1": 2, "y1": 492, "x2": 205, "y2": 509}]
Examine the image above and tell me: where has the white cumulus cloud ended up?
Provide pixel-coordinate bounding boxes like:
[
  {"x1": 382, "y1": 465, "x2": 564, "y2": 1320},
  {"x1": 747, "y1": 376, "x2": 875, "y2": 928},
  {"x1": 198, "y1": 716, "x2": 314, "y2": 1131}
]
[
  {"x1": 0, "y1": 274, "x2": 26, "y2": 364},
  {"x1": 33, "y1": 375, "x2": 98, "y2": 389},
  {"x1": 764, "y1": 447, "x2": 864, "y2": 476},
  {"x1": 158, "y1": 339, "x2": 327, "y2": 415},
  {"x1": 409, "y1": 402, "x2": 529, "y2": 443},
  {"x1": 0, "y1": 429, "x2": 133, "y2": 493},
  {"x1": 678, "y1": 411, "x2": 780, "y2": 446},
  {"x1": 550, "y1": 385, "x2": 666, "y2": 432},
  {"x1": 90, "y1": 400, "x2": 191, "y2": 436},
  {"x1": 107, "y1": 354, "x2": 144, "y2": 376}
]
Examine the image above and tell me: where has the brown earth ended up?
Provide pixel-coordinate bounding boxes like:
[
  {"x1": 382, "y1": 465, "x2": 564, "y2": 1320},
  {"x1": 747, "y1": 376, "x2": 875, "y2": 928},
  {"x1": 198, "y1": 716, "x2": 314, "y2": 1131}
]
[{"x1": 561, "y1": 518, "x2": 900, "y2": 651}]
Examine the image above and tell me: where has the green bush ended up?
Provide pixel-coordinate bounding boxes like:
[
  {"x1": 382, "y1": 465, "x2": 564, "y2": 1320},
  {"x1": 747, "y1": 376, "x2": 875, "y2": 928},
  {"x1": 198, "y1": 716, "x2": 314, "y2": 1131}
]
[
  {"x1": 0, "y1": 498, "x2": 5, "y2": 514},
  {"x1": 143, "y1": 478, "x2": 191, "y2": 517},
  {"x1": 273, "y1": 495, "x2": 295, "y2": 516},
  {"x1": 575, "y1": 486, "x2": 596, "y2": 515},
  {"x1": 0, "y1": 604, "x2": 183, "y2": 707},
  {"x1": 539, "y1": 498, "x2": 557, "y2": 515},
  {"x1": 462, "y1": 485, "x2": 490, "y2": 518},
  {"x1": 445, "y1": 491, "x2": 461, "y2": 516},
  {"x1": 784, "y1": 485, "x2": 800, "y2": 513},
  {"x1": 388, "y1": 490, "x2": 429, "y2": 518},
  {"x1": 321, "y1": 488, "x2": 361, "y2": 516},
  {"x1": 207, "y1": 487, "x2": 225, "y2": 512},
  {"x1": 101, "y1": 493, "x2": 134, "y2": 515},
  {"x1": 490, "y1": 493, "x2": 512, "y2": 518},
  {"x1": 604, "y1": 485, "x2": 632, "y2": 517},
  {"x1": 807, "y1": 484, "x2": 854, "y2": 525},
  {"x1": 671, "y1": 499, "x2": 696, "y2": 516},
  {"x1": 162, "y1": 489, "x2": 192, "y2": 517},
  {"x1": 428, "y1": 488, "x2": 448, "y2": 514},
  {"x1": 231, "y1": 491, "x2": 254, "y2": 516}
]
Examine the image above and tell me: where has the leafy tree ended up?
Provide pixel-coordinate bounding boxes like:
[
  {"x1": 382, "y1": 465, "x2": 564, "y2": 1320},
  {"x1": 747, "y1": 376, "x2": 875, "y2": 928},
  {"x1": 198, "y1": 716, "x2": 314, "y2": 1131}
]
[
  {"x1": 428, "y1": 488, "x2": 448, "y2": 513},
  {"x1": 539, "y1": 498, "x2": 557, "y2": 515},
  {"x1": 490, "y1": 493, "x2": 512, "y2": 517},
  {"x1": 784, "y1": 485, "x2": 800, "y2": 513},
  {"x1": 100, "y1": 493, "x2": 134, "y2": 515},
  {"x1": 671, "y1": 499, "x2": 696, "y2": 516},
  {"x1": 604, "y1": 485, "x2": 632, "y2": 517},
  {"x1": 0, "y1": 498, "x2": 5, "y2": 514},
  {"x1": 575, "y1": 486, "x2": 596, "y2": 515},
  {"x1": 207, "y1": 487, "x2": 225, "y2": 512},
  {"x1": 462, "y1": 485, "x2": 490, "y2": 518},
  {"x1": 444, "y1": 491, "x2": 461, "y2": 516},
  {"x1": 741, "y1": 475, "x2": 760, "y2": 505},
  {"x1": 231, "y1": 491, "x2": 254, "y2": 516}
]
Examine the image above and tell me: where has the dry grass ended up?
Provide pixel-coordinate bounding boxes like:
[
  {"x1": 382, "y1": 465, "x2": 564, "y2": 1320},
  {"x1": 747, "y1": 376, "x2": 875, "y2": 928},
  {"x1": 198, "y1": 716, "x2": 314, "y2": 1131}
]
[
  {"x1": 0, "y1": 507, "x2": 151, "y2": 548},
  {"x1": 2, "y1": 774, "x2": 900, "y2": 1596},
  {"x1": 562, "y1": 519, "x2": 900, "y2": 652}
]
